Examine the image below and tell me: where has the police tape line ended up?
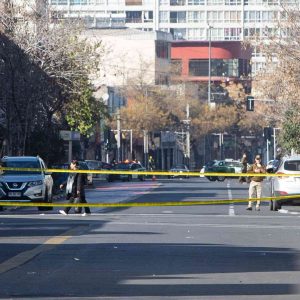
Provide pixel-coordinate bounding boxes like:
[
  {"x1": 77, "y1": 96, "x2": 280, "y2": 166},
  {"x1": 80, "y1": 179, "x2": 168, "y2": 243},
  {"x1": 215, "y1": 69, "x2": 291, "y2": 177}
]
[
  {"x1": 0, "y1": 167, "x2": 295, "y2": 177},
  {"x1": 1, "y1": 194, "x2": 300, "y2": 208}
]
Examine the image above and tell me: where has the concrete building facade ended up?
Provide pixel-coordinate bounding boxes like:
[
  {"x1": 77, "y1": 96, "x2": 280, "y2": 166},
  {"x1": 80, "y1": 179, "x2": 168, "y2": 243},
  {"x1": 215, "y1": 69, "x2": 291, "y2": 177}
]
[{"x1": 48, "y1": 0, "x2": 296, "y2": 74}]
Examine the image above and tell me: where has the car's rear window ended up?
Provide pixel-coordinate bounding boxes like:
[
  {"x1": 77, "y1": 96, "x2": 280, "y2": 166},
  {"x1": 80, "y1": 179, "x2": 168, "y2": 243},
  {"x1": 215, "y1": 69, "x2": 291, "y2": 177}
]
[
  {"x1": 114, "y1": 163, "x2": 130, "y2": 170},
  {"x1": 284, "y1": 160, "x2": 300, "y2": 171},
  {"x1": 2, "y1": 160, "x2": 41, "y2": 174}
]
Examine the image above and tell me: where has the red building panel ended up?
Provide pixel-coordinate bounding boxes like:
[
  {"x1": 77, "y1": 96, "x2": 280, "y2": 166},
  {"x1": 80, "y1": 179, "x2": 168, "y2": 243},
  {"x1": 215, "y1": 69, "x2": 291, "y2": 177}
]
[{"x1": 171, "y1": 41, "x2": 252, "y2": 82}]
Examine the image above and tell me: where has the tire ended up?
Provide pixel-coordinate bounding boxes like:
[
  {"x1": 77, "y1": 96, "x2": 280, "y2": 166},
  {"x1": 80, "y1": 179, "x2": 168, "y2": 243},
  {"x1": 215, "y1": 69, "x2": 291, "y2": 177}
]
[
  {"x1": 217, "y1": 176, "x2": 226, "y2": 182},
  {"x1": 207, "y1": 176, "x2": 217, "y2": 182},
  {"x1": 38, "y1": 188, "x2": 53, "y2": 211}
]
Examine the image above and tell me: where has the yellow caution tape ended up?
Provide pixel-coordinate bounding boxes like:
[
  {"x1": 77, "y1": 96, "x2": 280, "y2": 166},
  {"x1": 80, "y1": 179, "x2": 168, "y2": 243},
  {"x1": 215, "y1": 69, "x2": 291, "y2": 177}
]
[
  {"x1": 0, "y1": 194, "x2": 299, "y2": 208},
  {"x1": 0, "y1": 167, "x2": 297, "y2": 177}
]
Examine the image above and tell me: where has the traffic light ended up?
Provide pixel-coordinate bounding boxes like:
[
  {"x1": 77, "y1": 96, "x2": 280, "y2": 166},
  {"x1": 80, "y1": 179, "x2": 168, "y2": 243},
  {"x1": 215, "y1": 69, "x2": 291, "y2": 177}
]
[
  {"x1": 246, "y1": 96, "x2": 254, "y2": 111},
  {"x1": 264, "y1": 127, "x2": 272, "y2": 141}
]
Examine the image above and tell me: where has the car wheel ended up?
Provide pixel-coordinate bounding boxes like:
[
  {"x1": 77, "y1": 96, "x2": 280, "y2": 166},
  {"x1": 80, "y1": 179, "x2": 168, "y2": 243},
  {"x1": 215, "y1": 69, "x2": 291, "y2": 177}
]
[
  {"x1": 217, "y1": 176, "x2": 226, "y2": 182},
  {"x1": 38, "y1": 188, "x2": 53, "y2": 211},
  {"x1": 208, "y1": 176, "x2": 217, "y2": 181}
]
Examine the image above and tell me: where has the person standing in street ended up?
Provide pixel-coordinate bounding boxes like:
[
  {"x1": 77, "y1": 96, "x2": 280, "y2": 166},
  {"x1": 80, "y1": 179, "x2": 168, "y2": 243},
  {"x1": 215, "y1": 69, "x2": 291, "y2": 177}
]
[
  {"x1": 239, "y1": 152, "x2": 248, "y2": 183},
  {"x1": 59, "y1": 160, "x2": 91, "y2": 216},
  {"x1": 246, "y1": 155, "x2": 266, "y2": 211}
]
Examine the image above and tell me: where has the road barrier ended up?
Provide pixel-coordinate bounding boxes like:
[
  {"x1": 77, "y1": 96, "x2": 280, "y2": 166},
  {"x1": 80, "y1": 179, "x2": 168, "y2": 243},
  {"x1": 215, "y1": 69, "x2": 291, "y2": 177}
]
[
  {"x1": 0, "y1": 195, "x2": 300, "y2": 208},
  {"x1": 0, "y1": 167, "x2": 299, "y2": 209},
  {"x1": 0, "y1": 167, "x2": 295, "y2": 177}
]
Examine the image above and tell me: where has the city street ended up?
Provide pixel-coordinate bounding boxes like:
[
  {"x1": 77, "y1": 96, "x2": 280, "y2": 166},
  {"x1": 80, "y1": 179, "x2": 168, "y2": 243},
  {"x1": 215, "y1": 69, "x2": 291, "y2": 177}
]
[{"x1": 1, "y1": 177, "x2": 300, "y2": 299}]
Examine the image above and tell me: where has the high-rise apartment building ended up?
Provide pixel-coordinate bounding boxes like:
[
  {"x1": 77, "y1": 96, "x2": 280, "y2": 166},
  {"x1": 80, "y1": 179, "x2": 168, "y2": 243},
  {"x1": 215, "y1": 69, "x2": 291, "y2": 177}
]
[{"x1": 48, "y1": 0, "x2": 294, "y2": 74}]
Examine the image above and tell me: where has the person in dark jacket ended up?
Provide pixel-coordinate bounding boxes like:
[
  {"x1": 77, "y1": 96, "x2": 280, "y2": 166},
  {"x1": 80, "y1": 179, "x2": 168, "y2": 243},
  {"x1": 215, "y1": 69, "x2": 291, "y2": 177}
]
[
  {"x1": 59, "y1": 160, "x2": 91, "y2": 216},
  {"x1": 246, "y1": 155, "x2": 266, "y2": 211}
]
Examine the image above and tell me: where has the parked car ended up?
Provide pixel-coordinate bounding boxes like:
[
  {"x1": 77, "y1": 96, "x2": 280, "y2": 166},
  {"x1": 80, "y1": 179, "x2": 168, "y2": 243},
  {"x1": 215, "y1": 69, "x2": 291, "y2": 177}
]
[
  {"x1": 0, "y1": 156, "x2": 53, "y2": 211},
  {"x1": 168, "y1": 164, "x2": 190, "y2": 178},
  {"x1": 200, "y1": 160, "x2": 218, "y2": 178},
  {"x1": 85, "y1": 160, "x2": 112, "y2": 178},
  {"x1": 107, "y1": 162, "x2": 146, "y2": 182},
  {"x1": 205, "y1": 159, "x2": 242, "y2": 181},
  {"x1": 78, "y1": 161, "x2": 93, "y2": 185},
  {"x1": 269, "y1": 155, "x2": 300, "y2": 211},
  {"x1": 266, "y1": 159, "x2": 280, "y2": 173}
]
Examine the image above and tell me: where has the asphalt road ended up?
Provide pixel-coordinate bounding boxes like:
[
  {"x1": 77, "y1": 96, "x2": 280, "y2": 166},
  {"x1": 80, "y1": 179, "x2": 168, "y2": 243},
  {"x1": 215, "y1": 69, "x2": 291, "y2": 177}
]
[{"x1": 1, "y1": 177, "x2": 300, "y2": 300}]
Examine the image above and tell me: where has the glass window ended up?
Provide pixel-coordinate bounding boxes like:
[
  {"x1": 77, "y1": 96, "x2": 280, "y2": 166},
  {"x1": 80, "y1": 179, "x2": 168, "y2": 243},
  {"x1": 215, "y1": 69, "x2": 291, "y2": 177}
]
[
  {"x1": 187, "y1": 11, "x2": 205, "y2": 23},
  {"x1": 188, "y1": 0, "x2": 205, "y2": 4},
  {"x1": 170, "y1": 0, "x2": 186, "y2": 4},
  {"x1": 50, "y1": 0, "x2": 68, "y2": 4},
  {"x1": 224, "y1": 11, "x2": 241, "y2": 23},
  {"x1": 284, "y1": 161, "x2": 300, "y2": 171},
  {"x1": 170, "y1": 11, "x2": 186, "y2": 23},
  {"x1": 170, "y1": 28, "x2": 187, "y2": 40},
  {"x1": 3, "y1": 160, "x2": 41, "y2": 175},
  {"x1": 126, "y1": 11, "x2": 142, "y2": 23},
  {"x1": 160, "y1": 0, "x2": 169, "y2": 4},
  {"x1": 210, "y1": 28, "x2": 224, "y2": 40},
  {"x1": 207, "y1": 11, "x2": 223, "y2": 23},
  {"x1": 189, "y1": 60, "x2": 208, "y2": 76},
  {"x1": 207, "y1": 0, "x2": 224, "y2": 5},
  {"x1": 224, "y1": 27, "x2": 241, "y2": 40},
  {"x1": 144, "y1": 11, "x2": 153, "y2": 22},
  {"x1": 187, "y1": 28, "x2": 205, "y2": 39},
  {"x1": 156, "y1": 41, "x2": 170, "y2": 59},
  {"x1": 70, "y1": 0, "x2": 88, "y2": 4},
  {"x1": 225, "y1": 0, "x2": 241, "y2": 4},
  {"x1": 189, "y1": 59, "x2": 241, "y2": 77},
  {"x1": 159, "y1": 11, "x2": 169, "y2": 22}
]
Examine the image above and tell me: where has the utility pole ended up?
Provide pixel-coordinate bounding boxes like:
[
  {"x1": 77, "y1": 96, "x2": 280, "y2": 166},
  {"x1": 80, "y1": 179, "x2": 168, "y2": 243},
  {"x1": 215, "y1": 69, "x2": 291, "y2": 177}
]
[
  {"x1": 117, "y1": 111, "x2": 121, "y2": 162},
  {"x1": 207, "y1": 24, "x2": 212, "y2": 106},
  {"x1": 144, "y1": 130, "x2": 149, "y2": 169},
  {"x1": 186, "y1": 103, "x2": 190, "y2": 167}
]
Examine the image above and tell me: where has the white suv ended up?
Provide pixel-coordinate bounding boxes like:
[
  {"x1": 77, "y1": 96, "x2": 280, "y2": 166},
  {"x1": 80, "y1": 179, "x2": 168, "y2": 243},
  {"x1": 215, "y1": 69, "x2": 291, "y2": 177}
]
[
  {"x1": 0, "y1": 156, "x2": 53, "y2": 211},
  {"x1": 270, "y1": 155, "x2": 300, "y2": 211}
]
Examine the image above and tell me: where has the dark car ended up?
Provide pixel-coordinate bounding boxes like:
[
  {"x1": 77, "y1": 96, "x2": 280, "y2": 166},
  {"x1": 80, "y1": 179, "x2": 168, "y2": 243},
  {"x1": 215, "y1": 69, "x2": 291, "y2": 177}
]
[
  {"x1": 85, "y1": 160, "x2": 112, "y2": 178},
  {"x1": 107, "y1": 162, "x2": 146, "y2": 182}
]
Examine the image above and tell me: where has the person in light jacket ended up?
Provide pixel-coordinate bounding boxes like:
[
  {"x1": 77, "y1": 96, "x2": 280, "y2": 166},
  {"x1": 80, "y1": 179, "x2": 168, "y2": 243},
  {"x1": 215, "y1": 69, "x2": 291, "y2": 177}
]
[{"x1": 246, "y1": 155, "x2": 266, "y2": 211}]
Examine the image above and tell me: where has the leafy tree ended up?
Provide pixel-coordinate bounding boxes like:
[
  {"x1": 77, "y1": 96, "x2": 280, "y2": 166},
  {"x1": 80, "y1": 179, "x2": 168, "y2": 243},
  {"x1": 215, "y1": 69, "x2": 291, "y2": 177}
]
[
  {"x1": 280, "y1": 108, "x2": 300, "y2": 153},
  {"x1": 0, "y1": 1, "x2": 105, "y2": 157}
]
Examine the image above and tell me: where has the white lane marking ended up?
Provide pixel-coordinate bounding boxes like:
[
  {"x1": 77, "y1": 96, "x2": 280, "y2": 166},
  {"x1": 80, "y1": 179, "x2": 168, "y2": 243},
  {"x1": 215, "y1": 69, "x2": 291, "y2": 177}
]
[
  {"x1": 101, "y1": 221, "x2": 300, "y2": 229},
  {"x1": 227, "y1": 181, "x2": 235, "y2": 216}
]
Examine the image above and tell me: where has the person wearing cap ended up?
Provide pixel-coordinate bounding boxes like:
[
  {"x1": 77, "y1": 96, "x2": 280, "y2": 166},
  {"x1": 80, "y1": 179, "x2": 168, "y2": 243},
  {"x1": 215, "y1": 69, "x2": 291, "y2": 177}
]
[
  {"x1": 246, "y1": 155, "x2": 266, "y2": 211},
  {"x1": 59, "y1": 160, "x2": 91, "y2": 216}
]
